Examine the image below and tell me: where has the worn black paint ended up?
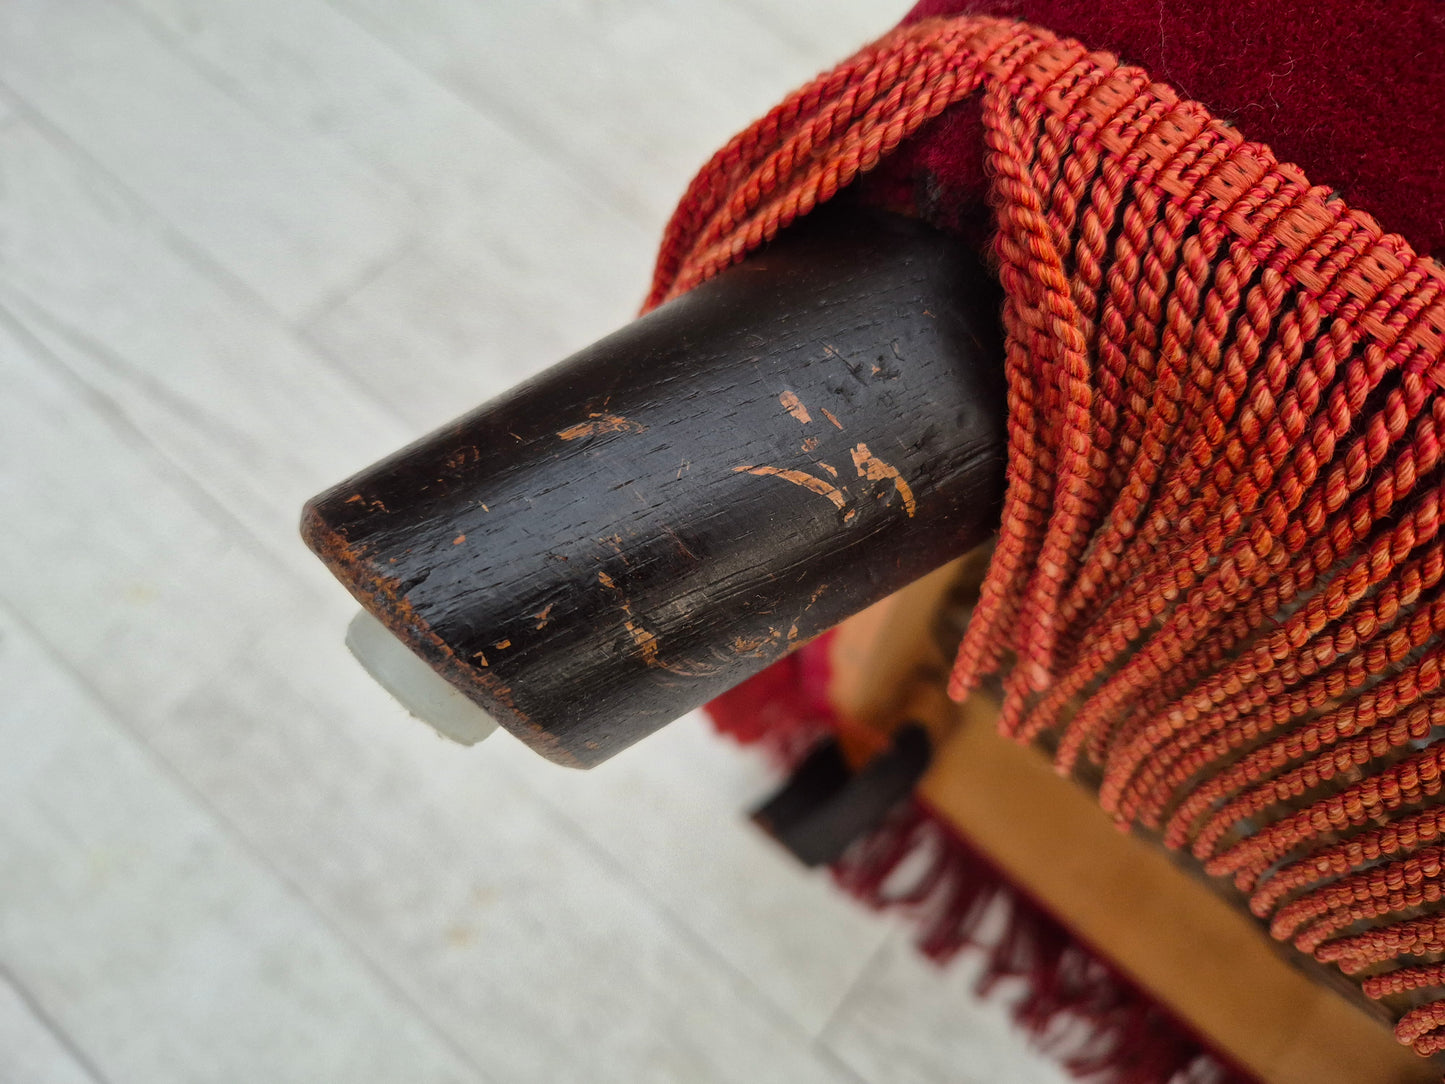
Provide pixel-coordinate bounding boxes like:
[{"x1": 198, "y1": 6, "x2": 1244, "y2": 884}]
[{"x1": 302, "y1": 207, "x2": 1006, "y2": 767}]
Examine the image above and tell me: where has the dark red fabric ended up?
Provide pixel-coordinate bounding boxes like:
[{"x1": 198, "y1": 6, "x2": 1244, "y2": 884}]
[{"x1": 883, "y1": 0, "x2": 1445, "y2": 257}]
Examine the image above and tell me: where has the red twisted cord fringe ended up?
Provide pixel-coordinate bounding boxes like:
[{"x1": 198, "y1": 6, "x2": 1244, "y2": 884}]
[
  {"x1": 652, "y1": 14, "x2": 1445, "y2": 1067},
  {"x1": 831, "y1": 802, "x2": 1249, "y2": 1084}
]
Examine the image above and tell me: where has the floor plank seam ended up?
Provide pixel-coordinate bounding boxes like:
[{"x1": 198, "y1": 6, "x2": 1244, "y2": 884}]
[{"x1": 0, "y1": 961, "x2": 110, "y2": 1084}]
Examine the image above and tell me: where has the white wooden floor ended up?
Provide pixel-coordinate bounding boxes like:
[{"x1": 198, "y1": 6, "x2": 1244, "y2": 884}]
[{"x1": 0, "y1": 3, "x2": 1074, "y2": 1082}]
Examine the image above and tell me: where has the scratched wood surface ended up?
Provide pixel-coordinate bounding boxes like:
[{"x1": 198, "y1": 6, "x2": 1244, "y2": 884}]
[
  {"x1": 303, "y1": 209, "x2": 1007, "y2": 766},
  {"x1": 0, "y1": 2, "x2": 1069, "y2": 1082}
]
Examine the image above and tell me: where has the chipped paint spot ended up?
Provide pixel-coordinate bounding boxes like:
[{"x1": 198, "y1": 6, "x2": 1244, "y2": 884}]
[
  {"x1": 625, "y1": 620, "x2": 664, "y2": 665},
  {"x1": 533, "y1": 603, "x2": 554, "y2": 629},
  {"x1": 821, "y1": 407, "x2": 843, "y2": 429},
  {"x1": 597, "y1": 561, "x2": 716, "y2": 674},
  {"x1": 851, "y1": 442, "x2": 917, "y2": 517},
  {"x1": 344, "y1": 492, "x2": 389, "y2": 513},
  {"x1": 730, "y1": 629, "x2": 783, "y2": 657},
  {"x1": 779, "y1": 390, "x2": 811, "y2": 424},
  {"x1": 557, "y1": 413, "x2": 647, "y2": 440},
  {"x1": 624, "y1": 619, "x2": 716, "y2": 676},
  {"x1": 452, "y1": 533, "x2": 466, "y2": 545},
  {"x1": 599, "y1": 534, "x2": 633, "y2": 567},
  {"x1": 734, "y1": 464, "x2": 849, "y2": 514},
  {"x1": 444, "y1": 446, "x2": 480, "y2": 471}
]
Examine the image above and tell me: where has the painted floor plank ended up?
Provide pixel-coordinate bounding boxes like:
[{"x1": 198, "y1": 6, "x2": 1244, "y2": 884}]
[
  {"x1": 497, "y1": 712, "x2": 895, "y2": 1036},
  {"x1": 122, "y1": 0, "x2": 654, "y2": 425},
  {"x1": 303, "y1": 233, "x2": 638, "y2": 434},
  {"x1": 0, "y1": 607, "x2": 487, "y2": 1084},
  {"x1": 118, "y1": 0, "x2": 652, "y2": 329},
  {"x1": 729, "y1": 0, "x2": 887, "y2": 60},
  {"x1": 0, "y1": 971, "x2": 100, "y2": 1084},
  {"x1": 0, "y1": 307, "x2": 299, "y2": 720},
  {"x1": 116, "y1": 0, "x2": 650, "y2": 261},
  {"x1": 0, "y1": 0, "x2": 411, "y2": 320},
  {"x1": 328, "y1": 0, "x2": 844, "y2": 225},
  {"x1": 0, "y1": 118, "x2": 409, "y2": 575}
]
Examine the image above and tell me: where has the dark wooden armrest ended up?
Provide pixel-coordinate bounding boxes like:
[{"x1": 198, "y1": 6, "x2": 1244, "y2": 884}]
[{"x1": 302, "y1": 207, "x2": 1006, "y2": 766}]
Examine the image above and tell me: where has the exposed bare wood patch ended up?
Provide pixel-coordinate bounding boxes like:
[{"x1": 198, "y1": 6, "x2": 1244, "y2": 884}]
[
  {"x1": 730, "y1": 628, "x2": 784, "y2": 657},
  {"x1": 851, "y1": 442, "x2": 916, "y2": 517},
  {"x1": 779, "y1": 390, "x2": 811, "y2": 423},
  {"x1": 345, "y1": 492, "x2": 389, "y2": 513},
  {"x1": 597, "y1": 572, "x2": 719, "y2": 676},
  {"x1": 734, "y1": 464, "x2": 849, "y2": 515},
  {"x1": 557, "y1": 413, "x2": 647, "y2": 440},
  {"x1": 623, "y1": 620, "x2": 714, "y2": 675}
]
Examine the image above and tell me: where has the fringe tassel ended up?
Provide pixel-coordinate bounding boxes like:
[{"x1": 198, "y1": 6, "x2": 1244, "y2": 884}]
[
  {"x1": 830, "y1": 801, "x2": 1254, "y2": 1084},
  {"x1": 660, "y1": 18, "x2": 1445, "y2": 1055},
  {"x1": 707, "y1": 637, "x2": 1254, "y2": 1083}
]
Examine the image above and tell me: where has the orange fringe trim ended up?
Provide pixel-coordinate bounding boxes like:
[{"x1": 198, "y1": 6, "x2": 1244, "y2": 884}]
[{"x1": 653, "y1": 15, "x2": 1445, "y2": 1065}]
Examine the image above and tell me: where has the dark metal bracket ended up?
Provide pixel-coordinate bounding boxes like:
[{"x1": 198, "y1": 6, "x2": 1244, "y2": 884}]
[{"x1": 751, "y1": 724, "x2": 932, "y2": 867}]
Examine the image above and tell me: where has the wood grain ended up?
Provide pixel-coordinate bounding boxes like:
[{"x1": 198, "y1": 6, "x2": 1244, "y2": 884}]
[{"x1": 304, "y1": 208, "x2": 1006, "y2": 765}]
